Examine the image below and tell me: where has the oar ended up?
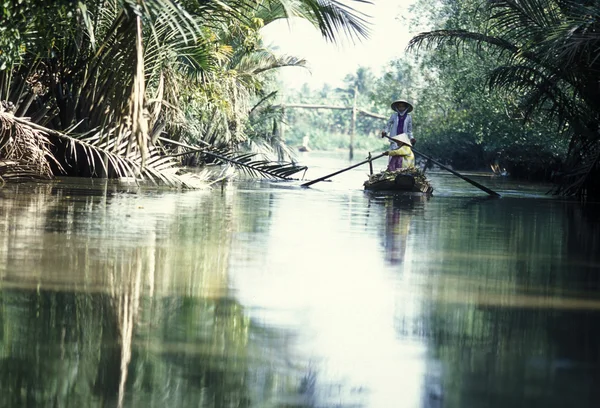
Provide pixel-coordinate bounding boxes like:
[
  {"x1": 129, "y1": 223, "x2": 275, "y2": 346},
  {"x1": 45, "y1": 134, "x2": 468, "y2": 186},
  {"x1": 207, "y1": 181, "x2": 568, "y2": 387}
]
[
  {"x1": 383, "y1": 135, "x2": 501, "y2": 197},
  {"x1": 301, "y1": 152, "x2": 387, "y2": 187}
]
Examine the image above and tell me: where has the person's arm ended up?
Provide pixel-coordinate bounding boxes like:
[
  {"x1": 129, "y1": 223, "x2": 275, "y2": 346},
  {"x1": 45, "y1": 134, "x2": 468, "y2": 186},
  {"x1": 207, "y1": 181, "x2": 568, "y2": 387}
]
[{"x1": 388, "y1": 145, "x2": 413, "y2": 156}]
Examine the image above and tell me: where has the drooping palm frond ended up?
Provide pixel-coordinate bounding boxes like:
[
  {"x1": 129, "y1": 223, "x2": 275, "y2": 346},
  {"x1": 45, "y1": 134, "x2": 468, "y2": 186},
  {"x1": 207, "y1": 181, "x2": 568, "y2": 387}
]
[
  {"x1": 0, "y1": 109, "x2": 56, "y2": 179},
  {"x1": 235, "y1": 51, "x2": 307, "y2": 75},
  {"x1": 0, "y1": 104, "x2": 53, "y2": 185},
  {"x1": 7, "y1": 114, "x2": 208, "y2": 188},
  {"x1": 211, "y1": 151, "x2": 307, "y2": 179},
  {"x1": 159, "y1": 136, "x2": 307, "y2": 179},
  {"x1": 486, "y1": 65, "x2": 570, "y2": 120},
  {"x1": 407, "y1": 11, "x2": 584, "y2": 102},
  {"x1": 258, "y1": 0, "x2": 372, "y2": 43},
  {"x1": 553, "y1": 139, "x2": 600, "y2": 199},
  {"x1": 407, "y1": 29, "x2": 518, "y2": 56}
]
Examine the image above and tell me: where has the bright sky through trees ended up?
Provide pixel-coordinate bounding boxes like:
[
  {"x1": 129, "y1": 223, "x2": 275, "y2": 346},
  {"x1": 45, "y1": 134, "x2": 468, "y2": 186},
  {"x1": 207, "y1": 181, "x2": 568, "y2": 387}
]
[{"x1": 260, "y1": 0, "x2": 417, "y2": 90}]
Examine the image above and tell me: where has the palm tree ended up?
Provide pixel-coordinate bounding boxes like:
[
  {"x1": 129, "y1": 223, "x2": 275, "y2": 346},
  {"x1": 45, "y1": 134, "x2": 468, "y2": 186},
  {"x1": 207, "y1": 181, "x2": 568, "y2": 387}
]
[
  {"x1": 407, "y1": 0, "x2": 600, "y2": 198},
  {"x1": 0, "y1": 0, "x2": 371, "y2": 186}
]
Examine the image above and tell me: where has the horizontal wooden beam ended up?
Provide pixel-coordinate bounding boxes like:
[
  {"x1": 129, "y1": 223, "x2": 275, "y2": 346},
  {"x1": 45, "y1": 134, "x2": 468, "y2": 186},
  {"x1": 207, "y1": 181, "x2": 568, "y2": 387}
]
[
  {"x1": 273, "y1": 104, "x2": 387, "y2": 120},
  {"x1": 273, "y1": 103, "x2": 348, "y2": 110}
]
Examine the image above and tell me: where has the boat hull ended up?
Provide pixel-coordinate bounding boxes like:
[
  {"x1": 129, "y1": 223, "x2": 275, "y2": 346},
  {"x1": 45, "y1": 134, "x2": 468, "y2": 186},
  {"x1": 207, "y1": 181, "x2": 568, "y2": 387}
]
[{"x1": 363, "y1": 171, "x2": 433, "y2": 194}]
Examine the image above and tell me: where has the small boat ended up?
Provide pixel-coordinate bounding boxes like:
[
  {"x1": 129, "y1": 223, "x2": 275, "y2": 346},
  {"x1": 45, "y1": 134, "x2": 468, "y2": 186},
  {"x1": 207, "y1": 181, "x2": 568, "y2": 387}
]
[{"x1": 363, "y1": 168, "x2": 433, "y2": 194}]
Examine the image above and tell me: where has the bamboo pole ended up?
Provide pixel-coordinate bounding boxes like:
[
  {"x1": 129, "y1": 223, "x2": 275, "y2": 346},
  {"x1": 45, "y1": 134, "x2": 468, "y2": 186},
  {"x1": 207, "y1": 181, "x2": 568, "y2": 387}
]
[
  {"x1": 350, "y1": 86, "x2": 357, "y2": 160},
  {"x1": 272, "y1": 103, "x2": 350, "y2": 110},
  {"x1": 272, "y1": 104, "x2": 385, "y2": 119},
  {"x1": 280, "y1": 105, "x2": 286, "y2": 141},
  {"x1": 301, "y1": 152, "x2": 387, "y2": 187}
]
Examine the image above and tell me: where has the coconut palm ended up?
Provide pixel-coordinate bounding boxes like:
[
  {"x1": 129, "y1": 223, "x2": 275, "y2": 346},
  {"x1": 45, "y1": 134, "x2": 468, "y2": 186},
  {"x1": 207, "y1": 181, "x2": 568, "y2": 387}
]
[
  {"x1": 407, "y1": 0, "x2": 600, "y2": 198},
  {"x1": 0, "y1": 0, "x2": 371, "y2": 186}
]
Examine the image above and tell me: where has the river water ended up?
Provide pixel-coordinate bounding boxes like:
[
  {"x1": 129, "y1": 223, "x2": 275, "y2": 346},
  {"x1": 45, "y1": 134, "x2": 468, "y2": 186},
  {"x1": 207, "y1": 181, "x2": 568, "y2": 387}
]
[{"x1": 0, "y1": 151, "x2": 599, "y2": 408}]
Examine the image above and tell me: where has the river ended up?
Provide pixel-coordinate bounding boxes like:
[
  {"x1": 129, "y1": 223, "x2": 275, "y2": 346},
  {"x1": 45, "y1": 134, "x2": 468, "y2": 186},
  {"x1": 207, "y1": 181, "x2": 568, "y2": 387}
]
[{"x1": 0, "y1": 151, "x2": 599, "y2": 408}]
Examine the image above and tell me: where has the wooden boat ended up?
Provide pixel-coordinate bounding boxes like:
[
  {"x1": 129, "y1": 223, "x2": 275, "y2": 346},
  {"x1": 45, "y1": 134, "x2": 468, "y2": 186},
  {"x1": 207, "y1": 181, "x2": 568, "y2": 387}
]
[{"x1": 363, "y1": 168, "x2": 433, "y2": 194}]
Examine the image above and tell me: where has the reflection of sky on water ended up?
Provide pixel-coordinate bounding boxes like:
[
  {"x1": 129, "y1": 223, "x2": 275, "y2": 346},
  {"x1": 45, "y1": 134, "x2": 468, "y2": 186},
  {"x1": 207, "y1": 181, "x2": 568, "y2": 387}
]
[{"x1": 230, "y1": 185, "x2": 429, "y2": 407}]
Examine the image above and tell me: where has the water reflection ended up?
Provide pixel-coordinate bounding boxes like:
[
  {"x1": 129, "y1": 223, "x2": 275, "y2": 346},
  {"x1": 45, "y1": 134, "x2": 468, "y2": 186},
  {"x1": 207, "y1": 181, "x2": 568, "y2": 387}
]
[
  {"x1": 364, "y1": 193, "x2": 429, "y2": 266},
  {"x1": 0, "y1": 171, "x2": 599, "y2": 407}
]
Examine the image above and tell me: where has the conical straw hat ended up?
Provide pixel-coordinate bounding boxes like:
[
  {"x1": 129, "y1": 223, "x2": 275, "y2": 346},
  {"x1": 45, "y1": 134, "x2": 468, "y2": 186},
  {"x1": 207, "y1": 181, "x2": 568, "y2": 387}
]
[
  {"x1": 390, "y1": 133, "x2": 413, "y2": 147},
  {"x1": 390, "y1": 99, "x2": 413, "y2": 113}
]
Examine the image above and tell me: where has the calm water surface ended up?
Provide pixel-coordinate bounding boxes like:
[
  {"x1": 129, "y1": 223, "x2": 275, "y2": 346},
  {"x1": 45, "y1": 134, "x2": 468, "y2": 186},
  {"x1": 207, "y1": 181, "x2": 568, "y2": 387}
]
[{"x1": 0, "y1": 151, "x2": 599, "y2": 408}]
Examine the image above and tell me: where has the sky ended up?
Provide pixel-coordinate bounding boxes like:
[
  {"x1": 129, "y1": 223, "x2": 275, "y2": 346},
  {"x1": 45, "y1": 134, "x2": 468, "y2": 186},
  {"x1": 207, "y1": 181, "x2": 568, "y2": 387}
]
[{"x1": 260, "y1": 0, "x2": 418, "y2": 90}]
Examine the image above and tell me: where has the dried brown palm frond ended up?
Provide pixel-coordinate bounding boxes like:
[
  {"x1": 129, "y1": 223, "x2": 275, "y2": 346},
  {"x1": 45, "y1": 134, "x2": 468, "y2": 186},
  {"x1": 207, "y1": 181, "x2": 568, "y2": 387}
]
[
  {"x1": 7, "y1": 113, "x2": 208, "y2": 189},
  {"x1": 0, "y1": 108, "x2": 56, "y2": 181}
]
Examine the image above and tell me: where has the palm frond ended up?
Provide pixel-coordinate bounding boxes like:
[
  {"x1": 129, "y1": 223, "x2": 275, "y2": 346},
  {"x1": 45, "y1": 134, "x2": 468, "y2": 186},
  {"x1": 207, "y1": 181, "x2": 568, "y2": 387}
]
[
  {"x1": 258, "y1": 0, "x2": 371, "y2": 43},
  {"x1": 159, "y1": 136, "x2": 307, "y2": 179},
  {"x1": 236, "y1": 51, "x2": 307, "y2": 75},
  {"x1": 213, "y1": 151, "x2": 307, "y2": 179},
  {"x1": 0, "y1": 109, "x2": 56, "y2": 178},
  {"x1": 407, "y1": 29, "x2": 518, "y2": 55},
  {"x1": 553, "y1": 139, "x2": 600, "y2": 199},
  {"x1": 8, "y1": 115, "x2": 207, "y2": 188},
  {"x1": 289, "y1": 0, "x2": 372, "y2": 44},
  {"x1": 138, "y1": 0, "x2": 201, "y2": 44},
  {"x1": 249, "y1": 90, "x2": 279, "y2": 115},
  {"x1": 244, "y1": 137, "x2": 298, "y2": 164}
]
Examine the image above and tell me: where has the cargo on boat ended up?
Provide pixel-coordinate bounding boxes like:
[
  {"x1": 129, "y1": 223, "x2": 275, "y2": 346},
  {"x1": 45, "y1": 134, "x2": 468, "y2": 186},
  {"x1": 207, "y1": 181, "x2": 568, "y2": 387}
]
[{"x1": 363, "y1": 168, "x2": 433, "y2": 194}]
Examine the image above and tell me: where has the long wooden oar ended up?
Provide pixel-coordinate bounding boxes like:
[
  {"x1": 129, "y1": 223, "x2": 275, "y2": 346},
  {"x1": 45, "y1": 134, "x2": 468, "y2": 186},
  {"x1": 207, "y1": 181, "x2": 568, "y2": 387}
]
[
  {"x1": 301, "y1": 153, "x2": 387, "y2": 187},
  {"x1": 383, "y1": 135, "x2": 500, "y2": 197}
]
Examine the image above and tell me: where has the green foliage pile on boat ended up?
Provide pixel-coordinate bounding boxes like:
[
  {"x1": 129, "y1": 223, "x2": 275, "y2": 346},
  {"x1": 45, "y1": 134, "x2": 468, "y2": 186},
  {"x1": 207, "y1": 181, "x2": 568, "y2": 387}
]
[{"x1": 364, "y1": 167, "x2": 433, "y2": 194}]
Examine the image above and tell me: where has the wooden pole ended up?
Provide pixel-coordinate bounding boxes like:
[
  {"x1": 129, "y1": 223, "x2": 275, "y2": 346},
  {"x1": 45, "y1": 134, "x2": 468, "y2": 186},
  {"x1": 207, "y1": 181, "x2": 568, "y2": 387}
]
[
  {"x1": 368, "y1": 152, "x2": 374, "y2": 175},
  {"x1": 280, "y1": 105, "x2": 286, "y2": 141},
  {"x1": 301, "y1": 152, "x2": 387, "y2": 187},
  {"x1": 350, "y1": 86, "x2": 357, "y2": 160},
  {"x1": 271, "y1": 103, "x2": 386, "y2": 119}
]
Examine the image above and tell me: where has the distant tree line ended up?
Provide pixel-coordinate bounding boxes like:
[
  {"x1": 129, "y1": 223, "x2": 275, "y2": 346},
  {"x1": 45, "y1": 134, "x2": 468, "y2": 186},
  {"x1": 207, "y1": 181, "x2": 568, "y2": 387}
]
[{"x1": 283, "y1": 0, "x2": 600, "y2": 199}]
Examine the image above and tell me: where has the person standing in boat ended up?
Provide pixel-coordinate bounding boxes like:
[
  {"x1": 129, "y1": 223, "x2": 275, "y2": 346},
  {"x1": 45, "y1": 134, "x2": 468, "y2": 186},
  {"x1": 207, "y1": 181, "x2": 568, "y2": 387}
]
[{"x1": 381, "y1": 98, "x2": 416, "y2": 171}]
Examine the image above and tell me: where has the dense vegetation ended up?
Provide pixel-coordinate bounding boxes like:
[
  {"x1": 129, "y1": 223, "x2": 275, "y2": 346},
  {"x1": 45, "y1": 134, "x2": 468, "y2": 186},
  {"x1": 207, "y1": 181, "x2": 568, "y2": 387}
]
[
  {"x1": 0, "y1": 0, "x2": 369, "y2": 186},
  {"x1": 1, "y1": 0, "x2": 599, "y2": 198},
  {"x1": 282, "y1": 0, "x2": 600, "y2": 199}
]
